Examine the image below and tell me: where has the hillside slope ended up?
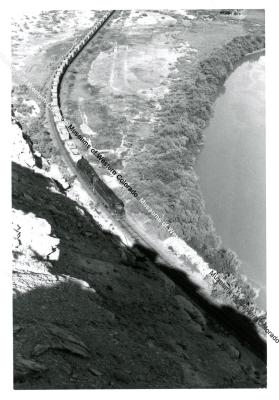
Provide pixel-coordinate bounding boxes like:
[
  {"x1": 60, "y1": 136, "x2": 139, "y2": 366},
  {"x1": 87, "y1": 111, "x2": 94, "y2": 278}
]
[{"x1": 12, "y1": 125, "x2": 266, "y2": 389}]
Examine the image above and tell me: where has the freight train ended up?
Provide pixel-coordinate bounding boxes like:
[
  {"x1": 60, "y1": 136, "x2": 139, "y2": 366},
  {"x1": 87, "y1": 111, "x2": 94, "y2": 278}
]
[
  {"x1": 77, "y1": 157, "x2": 125, "y2": 218},
  {"x1": 50, "y1": 11, "x2": 125, "y2": 218}
]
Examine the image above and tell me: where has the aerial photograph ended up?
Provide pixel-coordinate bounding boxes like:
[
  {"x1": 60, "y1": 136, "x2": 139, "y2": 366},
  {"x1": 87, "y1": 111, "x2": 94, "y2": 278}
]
[{"x1": 10, "y1": 8, "x2": 268, "y2": 389}]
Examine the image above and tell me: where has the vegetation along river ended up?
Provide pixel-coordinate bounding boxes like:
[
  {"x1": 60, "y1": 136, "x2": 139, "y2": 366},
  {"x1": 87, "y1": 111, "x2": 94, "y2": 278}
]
[{"x1": 196, "y1": 52, "x2": 266, "y2": 309}]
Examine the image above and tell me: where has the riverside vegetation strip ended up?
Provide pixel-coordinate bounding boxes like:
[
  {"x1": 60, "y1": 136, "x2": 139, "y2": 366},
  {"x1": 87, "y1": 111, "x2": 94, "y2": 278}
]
[{"x1": 122, "y1": 34, "x2": 266, "y2": 312}]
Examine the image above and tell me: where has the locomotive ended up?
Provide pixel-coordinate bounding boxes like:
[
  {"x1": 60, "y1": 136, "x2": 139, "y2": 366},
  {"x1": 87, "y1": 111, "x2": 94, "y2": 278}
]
[{"x1": 77, "y1": 157, "x2": 125, "y2": 218}]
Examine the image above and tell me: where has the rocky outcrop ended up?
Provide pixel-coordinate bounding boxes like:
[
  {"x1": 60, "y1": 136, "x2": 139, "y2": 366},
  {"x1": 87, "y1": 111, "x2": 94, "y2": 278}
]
[
  {"x1": 14, "y1": 354, "x2": 48, "y2": 381},
  {"x1": 32, "y1": 324, "x2": 91, "y2": 358}
]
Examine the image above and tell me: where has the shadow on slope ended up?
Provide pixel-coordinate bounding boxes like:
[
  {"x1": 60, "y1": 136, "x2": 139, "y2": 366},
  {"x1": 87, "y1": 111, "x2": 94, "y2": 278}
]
[{"x1": 12, "y1": 162, "x2": 266, "y2": 389}]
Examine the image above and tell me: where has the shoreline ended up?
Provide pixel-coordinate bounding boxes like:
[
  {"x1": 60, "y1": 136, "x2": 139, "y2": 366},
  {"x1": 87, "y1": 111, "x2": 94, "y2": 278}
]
[
  {"x1": 190, "y1": 35, "x2": 266, "y2": 311},
  {"x1": 130, "y1": 33, "x2": 266, "y2": 317},
  {"x1": 195, "y1": 50, "x2": 266, "y2": 310}
]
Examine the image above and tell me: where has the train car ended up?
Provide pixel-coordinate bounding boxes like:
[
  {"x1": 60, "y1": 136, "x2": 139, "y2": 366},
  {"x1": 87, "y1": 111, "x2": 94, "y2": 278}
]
[
  {"x1": 51, "y1": 88, "x2": 57, "y2": 99},
  {"x1": 53, "y1": 114, "x2": 62, "y2": 124},
  {"x1": 53, "y1": 75, "x2": 60, "y2": 85},
  {"x1": 94, "y1": 177, "x2": 125, "y2": 218},
  {"x1": 56, "y1": 66, "x2": 63, "y2": 74},
  {"x1": 76, "y1": 157, "x2": 125, "y2": 217},
  {"x1": 51, "y1": 80, "x2": 57, "y2": 89},
  {"x1": 57, "y1": 122, "x2": 70, "y2": 141},
  {"x1": 60, "y1": 127, "x2": 70, "y2": 142},
  {"x1": 52, "y1": 98, "x2": 58, "y2": 107},
  {"x1": 65, "y1": 141, "x2": 82, "y2": 163},
  {"x1": 76, "y1": 157, "x2": 96, "y2": 184},
  {"x1": 51, "y1": 105, "x2": 60, "y2": 115},
  {"x1": 51, "y1": 78, "x2": 58, "y2": 88},
  {"x1": 51, "y1": 106, "x2": 61, "y2": 122},
  {"x1": 53, "y1": 115, "x2": 62, "y2": 124},
  {"x1": 54, "y1": 73, "x2": 61, "y2": 82}
]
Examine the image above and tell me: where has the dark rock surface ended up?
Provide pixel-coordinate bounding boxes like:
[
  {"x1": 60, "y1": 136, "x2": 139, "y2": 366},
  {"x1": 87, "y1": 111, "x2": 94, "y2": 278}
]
[{"x1": 12, "y1": 160, "x2": 266, "y2": 389}]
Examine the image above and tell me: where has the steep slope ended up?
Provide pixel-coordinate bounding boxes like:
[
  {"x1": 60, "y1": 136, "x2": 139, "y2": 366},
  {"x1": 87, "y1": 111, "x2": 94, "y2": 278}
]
[{"x1": 12, "y1": 126, "x2": 266, "y2": 389}]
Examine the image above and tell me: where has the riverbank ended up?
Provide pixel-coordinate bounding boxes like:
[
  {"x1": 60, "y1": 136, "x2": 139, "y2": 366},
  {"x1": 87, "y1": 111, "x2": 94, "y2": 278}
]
[
  {"x1": 58, "y1": 10, "x2": 266, "y2": 317},
  {"x1": 196, "y1": 52, "x2": 265, "y2": 308},
  {"x1": 124, "y1": 32, "x2": 265, "y2": 316}
]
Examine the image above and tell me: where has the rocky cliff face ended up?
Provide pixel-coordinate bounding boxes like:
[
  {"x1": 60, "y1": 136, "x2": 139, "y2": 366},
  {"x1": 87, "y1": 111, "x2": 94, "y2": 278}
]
[{"x1": 12, "y1": 125, "x2": 266, "y2": 389}]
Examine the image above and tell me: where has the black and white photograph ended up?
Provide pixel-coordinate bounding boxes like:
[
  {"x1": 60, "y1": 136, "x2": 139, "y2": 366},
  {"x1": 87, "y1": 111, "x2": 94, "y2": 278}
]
[{"x1": 1, "y1": 0, "x2": 279, "y2": 395}]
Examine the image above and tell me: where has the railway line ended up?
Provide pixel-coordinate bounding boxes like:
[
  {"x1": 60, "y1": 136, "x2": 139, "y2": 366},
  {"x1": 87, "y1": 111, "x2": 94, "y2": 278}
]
[
  {"x1": 47, "y1": 10, "x2": 267, "y2": 361},
  {"x1": 48, "y1": 10, "x2": 157, "y2": 250}
]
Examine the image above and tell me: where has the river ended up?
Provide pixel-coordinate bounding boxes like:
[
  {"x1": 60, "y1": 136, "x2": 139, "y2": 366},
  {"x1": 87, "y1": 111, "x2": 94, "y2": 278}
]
[{"x1": 196, "y1": 52, "x2": 266, "y2": 309}]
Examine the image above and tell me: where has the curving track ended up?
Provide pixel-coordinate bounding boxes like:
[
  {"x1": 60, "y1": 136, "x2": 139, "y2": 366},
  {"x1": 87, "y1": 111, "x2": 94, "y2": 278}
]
[
  {"x1": 47, "y1": 10, "x2": 267, "y2": 360},
  {"x1": 47, "y1": 10, "x2": 151, "y2": 248}
]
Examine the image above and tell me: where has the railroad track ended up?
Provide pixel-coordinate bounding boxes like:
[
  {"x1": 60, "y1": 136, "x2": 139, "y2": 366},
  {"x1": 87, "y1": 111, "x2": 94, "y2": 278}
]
[{"x1": 47, "y1": 10, "x2": 267, "y2": 361}]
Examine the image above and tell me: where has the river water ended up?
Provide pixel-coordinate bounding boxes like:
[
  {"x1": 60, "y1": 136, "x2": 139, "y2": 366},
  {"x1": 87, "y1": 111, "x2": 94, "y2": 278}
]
[{"x1": 196, "y1": 53, "x2": 266, "y2": 309}]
